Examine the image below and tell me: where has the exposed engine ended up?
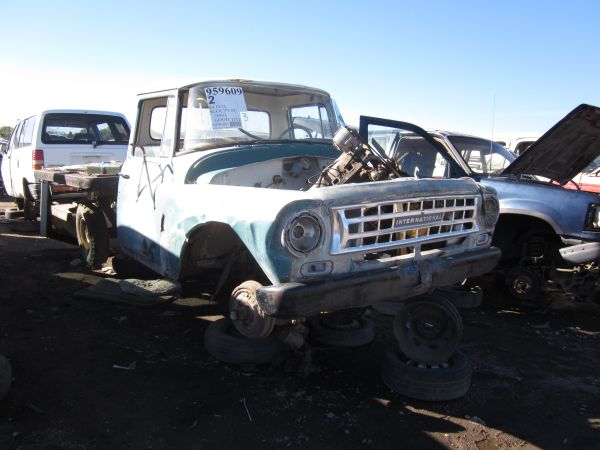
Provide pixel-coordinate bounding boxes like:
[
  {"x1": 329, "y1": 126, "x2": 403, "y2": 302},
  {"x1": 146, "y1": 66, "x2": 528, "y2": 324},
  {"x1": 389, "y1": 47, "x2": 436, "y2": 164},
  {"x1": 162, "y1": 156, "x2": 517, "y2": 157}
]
[{"x1": 311, "y1": 126, "x2": 404, "y2": 188}]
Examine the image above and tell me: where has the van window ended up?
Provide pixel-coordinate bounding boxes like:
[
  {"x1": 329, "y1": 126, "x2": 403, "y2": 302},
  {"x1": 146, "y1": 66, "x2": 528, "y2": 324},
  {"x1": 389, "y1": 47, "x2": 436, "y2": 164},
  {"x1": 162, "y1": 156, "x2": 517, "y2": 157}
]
[
  {"x1": 41, "y1": 113, "x2": 130, "y2": 144},
  {"x1": 17, "y1": 117, "x2": 36, "y2": 147},
  {"x1": 9, "y1": 121, "x2": 23, "y2": 150}
]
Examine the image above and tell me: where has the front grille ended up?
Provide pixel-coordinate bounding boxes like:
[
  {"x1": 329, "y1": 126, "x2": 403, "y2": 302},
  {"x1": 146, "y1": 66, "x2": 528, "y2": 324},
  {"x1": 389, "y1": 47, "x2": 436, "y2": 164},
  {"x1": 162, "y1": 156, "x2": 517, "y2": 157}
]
[{"x1": 331, "y1": 195, "x2": 479, "y2": 257}]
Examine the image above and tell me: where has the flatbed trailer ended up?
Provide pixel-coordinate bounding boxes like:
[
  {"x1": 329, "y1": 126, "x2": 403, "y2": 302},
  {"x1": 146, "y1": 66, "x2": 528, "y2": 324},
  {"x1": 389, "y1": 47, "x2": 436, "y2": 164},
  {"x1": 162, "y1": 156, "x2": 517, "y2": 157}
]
[{"x1": 34, "y1": 167, "x2": 120, "y2": 266}]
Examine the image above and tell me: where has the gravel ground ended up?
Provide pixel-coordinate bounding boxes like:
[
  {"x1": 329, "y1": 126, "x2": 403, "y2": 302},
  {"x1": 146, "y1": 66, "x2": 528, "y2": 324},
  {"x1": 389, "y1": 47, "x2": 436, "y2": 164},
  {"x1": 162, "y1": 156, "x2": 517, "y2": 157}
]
[{"x1": 0, "y1": 202, "x2": 599, "y2": 449}]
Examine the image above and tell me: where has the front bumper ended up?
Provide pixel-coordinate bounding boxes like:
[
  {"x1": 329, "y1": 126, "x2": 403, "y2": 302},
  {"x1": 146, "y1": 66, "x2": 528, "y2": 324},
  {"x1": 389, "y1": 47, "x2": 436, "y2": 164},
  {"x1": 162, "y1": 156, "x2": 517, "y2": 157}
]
[{"x1": 256, "y1": 246, "x2": 501, "y2": 319}]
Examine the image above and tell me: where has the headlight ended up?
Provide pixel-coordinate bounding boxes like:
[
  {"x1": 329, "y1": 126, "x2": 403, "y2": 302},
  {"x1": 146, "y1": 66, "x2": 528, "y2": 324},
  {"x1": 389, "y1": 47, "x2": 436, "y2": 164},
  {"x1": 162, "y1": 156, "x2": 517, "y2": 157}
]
[
  {"x1": 286, "y1": 213, "x2": 322, "y2": 253},
  {"x1": 482, "y1": 195, "x2": 500, "y2": 228},
  {"x1": 585, "y1": 203, "x2": 600, "y2": 230}
]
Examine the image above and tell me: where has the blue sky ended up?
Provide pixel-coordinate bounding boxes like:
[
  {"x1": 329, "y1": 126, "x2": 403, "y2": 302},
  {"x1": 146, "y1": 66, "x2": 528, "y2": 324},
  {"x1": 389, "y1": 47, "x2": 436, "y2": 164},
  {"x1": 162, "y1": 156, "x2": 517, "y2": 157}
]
[{"x1": 2, "y1": 0, "x2": 599, "y2": 139}]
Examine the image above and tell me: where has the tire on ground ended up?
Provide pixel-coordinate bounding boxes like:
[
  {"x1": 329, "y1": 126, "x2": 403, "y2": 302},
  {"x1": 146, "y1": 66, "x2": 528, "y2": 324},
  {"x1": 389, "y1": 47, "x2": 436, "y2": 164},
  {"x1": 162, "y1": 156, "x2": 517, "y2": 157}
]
[
  {"x1": 204, "y1": 318, "x2": 285, "y2": 366},
  {"x1": 381, "y1": 349, "x2": 472, "y2": 402},
  {"x1": 309, "y1": 316, "x2": 375, "y2": 348},
  {"x1": 0, "y1": 355, "x2": 12, "y2": 401},
  {"x1": 75, "y1": 204, "x2": 109, "y2": 268}
]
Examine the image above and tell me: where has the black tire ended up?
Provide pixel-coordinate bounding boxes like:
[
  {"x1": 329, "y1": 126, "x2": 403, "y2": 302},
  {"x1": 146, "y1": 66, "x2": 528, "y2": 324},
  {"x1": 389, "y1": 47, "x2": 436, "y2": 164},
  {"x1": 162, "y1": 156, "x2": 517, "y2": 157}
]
[
  {"x1": 309, "y1": 316, "x2": 375, "y2": 348},
  {"x1": 22, "y1": 180, "x2": 38, "y2": 221},
  {"x1": 0, "y1": 355, "x2": 12, "y2": 401},
  {"x1": 23, "y1": 198, "x2": 38, "y2": 221},
  {"x1": 381, "y1": 349, "x2": 472, "y2": 401},
  {"x1": 75, "y1": 204, "x2": 109, "y2": 268},
  {"x1": 204, "y1": 318, "x2": 285, "y2": 366}
]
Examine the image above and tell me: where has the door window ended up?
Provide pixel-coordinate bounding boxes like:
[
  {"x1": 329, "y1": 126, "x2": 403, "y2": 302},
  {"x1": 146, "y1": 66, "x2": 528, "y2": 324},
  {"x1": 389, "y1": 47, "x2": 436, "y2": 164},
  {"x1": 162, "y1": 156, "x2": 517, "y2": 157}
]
[
  {"x1": 9, "y1": 121, "x2": 23, "y2": 151},
  {"x1": 18, "y1": 117, "x2": 36, "y2": 147}
]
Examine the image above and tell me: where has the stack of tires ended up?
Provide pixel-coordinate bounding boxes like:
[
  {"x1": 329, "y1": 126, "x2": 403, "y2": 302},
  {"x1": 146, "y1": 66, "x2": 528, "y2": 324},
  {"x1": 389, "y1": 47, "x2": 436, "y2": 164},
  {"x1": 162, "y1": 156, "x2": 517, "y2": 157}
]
[{"x1": 380, "y1": 295, "x2": 472, "y2": 401}]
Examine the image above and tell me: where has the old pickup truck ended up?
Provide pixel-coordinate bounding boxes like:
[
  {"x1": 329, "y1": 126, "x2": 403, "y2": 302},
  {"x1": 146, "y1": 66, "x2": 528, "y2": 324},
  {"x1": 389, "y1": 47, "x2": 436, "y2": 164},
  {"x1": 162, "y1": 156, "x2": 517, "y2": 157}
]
[{"x1": 36, "y1": 79, "x2": 501, "y2": 400}]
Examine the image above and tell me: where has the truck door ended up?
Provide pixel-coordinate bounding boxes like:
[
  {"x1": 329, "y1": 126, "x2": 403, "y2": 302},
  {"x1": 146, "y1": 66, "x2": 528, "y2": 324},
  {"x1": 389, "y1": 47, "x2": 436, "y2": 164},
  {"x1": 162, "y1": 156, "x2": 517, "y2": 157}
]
[{"x1": 117, "y1": 96, "x2": 174, "y2": 274}]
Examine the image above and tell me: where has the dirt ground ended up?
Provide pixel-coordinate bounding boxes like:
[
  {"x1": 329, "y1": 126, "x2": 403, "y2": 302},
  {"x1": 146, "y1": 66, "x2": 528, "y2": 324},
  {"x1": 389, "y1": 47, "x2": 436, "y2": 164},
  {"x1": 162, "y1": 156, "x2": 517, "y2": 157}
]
[{"x1": 0, "y1": 199, "x2": 599, "y2": 450}]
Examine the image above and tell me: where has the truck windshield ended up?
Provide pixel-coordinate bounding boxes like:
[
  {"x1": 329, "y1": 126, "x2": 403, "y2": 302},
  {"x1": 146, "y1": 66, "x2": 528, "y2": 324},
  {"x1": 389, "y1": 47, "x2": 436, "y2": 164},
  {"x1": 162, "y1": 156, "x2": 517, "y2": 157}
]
[
  {"x1": 181, "y1": 83, "x2": 342, "y2": 152},
  {"x1": 448, "y1": 136, "x2": 515, "y2": 175}
]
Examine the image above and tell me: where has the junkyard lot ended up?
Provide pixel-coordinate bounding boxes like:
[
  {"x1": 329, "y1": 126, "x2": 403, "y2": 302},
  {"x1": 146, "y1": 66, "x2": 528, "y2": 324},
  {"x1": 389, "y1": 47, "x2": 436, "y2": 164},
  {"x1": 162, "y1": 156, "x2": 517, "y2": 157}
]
[{"x1": 0, "y1": 209, "x2": 599, "y2": 449}]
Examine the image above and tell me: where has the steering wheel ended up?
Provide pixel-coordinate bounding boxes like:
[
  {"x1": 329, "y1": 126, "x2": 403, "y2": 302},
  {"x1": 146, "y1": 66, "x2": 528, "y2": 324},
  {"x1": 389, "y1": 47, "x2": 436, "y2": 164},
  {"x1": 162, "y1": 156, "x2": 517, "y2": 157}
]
[{"x1": 277, "y1": 125, "x2": 314, "y2": 140}]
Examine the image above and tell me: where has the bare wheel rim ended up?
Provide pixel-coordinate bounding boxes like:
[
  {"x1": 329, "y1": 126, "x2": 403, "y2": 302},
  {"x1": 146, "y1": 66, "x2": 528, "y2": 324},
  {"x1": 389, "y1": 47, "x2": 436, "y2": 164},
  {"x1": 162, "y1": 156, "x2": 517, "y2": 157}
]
[{"x1": 393, "y1": 299, "x2": 462, "y2": 365}]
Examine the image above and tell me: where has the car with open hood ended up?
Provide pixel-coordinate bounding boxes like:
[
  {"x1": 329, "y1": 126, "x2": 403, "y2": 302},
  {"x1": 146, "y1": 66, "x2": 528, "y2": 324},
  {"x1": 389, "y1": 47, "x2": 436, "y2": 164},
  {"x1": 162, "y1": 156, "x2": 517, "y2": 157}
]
[{"x1": 384, "y1": 104, "x2": 600, "y2": 303}]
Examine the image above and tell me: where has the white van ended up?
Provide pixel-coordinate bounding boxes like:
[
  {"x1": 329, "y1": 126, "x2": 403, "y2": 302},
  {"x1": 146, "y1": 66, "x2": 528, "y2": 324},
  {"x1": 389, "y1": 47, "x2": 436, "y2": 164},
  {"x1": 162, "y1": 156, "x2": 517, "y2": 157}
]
[{"x1": 1, "y1": 109, "x2": 130, "y2": 217}]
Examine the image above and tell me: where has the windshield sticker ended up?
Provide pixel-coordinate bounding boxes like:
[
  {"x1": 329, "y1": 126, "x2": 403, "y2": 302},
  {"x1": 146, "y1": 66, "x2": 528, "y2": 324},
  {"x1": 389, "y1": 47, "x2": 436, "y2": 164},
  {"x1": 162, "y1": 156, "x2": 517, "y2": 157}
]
[{"x1": 205, "y1": 87, "x2": 247, "y2": 129}]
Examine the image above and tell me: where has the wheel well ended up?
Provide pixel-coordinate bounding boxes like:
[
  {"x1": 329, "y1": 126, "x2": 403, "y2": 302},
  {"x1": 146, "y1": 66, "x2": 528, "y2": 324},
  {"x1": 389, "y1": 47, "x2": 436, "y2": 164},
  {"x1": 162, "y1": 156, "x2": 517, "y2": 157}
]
[
  {"x1": 493, "y1": 214, "x2": 559, "y2": 264},
  {"x1": 179, "y1": 222, "x2": 267, "y2": 284}
]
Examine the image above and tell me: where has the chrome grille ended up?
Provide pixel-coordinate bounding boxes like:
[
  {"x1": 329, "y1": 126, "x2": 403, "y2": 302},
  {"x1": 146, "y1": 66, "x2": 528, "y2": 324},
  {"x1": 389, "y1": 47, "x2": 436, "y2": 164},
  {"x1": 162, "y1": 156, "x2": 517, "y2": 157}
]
[{"x1": 331, "y1": 195, "x2": 479, "y2": 255}]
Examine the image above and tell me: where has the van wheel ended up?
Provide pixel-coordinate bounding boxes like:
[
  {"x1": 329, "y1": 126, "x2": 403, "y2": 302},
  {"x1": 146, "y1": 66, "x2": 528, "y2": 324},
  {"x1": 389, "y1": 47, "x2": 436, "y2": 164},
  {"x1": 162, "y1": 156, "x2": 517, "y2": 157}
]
[
  {"x1": 75, "y1": 204, "x2": 109, "y2": 268},
  {"x1": 23, "y1": 198, "x2": 38, "y2": 220},
  {"x1": 22, "y1": 180, "x2": 38, "y2": 220}
]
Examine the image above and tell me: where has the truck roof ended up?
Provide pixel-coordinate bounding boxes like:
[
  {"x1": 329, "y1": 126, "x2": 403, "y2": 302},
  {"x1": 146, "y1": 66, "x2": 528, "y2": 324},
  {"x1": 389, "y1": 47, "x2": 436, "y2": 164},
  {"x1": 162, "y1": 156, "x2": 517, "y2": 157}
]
[{"x1": 136, "y1": 78, "x2": 332, "y2": 97}]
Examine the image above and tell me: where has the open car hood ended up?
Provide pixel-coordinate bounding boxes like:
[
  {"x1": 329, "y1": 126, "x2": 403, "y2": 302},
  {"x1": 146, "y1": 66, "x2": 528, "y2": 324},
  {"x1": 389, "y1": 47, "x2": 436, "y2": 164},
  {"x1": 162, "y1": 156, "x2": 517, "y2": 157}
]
[{"x1": 500, "y1": 104, "x2": 600, "y2": 184}]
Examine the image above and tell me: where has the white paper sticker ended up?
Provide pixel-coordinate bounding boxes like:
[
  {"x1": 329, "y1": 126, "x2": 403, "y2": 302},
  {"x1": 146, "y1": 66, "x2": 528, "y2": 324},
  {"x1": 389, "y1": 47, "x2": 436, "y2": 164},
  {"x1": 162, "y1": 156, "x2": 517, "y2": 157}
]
[{"x1": 205, "y1": 86, "x2": 247, "y2": 129}]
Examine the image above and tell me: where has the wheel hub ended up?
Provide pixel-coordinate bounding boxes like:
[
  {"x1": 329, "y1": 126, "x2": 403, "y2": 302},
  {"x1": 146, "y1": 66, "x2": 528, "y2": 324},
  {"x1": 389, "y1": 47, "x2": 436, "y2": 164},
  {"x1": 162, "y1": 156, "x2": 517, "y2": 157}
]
[
  {"x1": 229, "y1": 281, "x2": 275, "y2": 339},
  {"x1": 512, "y1": 276, "x2": 532, "y2": 295}
]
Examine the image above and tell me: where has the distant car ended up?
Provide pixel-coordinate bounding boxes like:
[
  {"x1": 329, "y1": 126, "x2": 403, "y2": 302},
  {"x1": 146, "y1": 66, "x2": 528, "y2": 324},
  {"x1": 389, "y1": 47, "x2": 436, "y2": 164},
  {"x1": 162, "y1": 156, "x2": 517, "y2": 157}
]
[
  {"x1": 509, "y1": 136, "x2": 539, "y2": 155},
  {"x1": 494, "y1": 136, "x2": 540, "y2": 155},
  {"x1": 382, "y1": 104, "x2": 600, "y2": 303},
  {"x1": 0, "y1": 139, "x2": 6, "y2": 196},
  {"x1": 564, "y1": 156, "x2": 600, "y2": 193},
  {"x1": 0, "y1": 110, "x2": 130, "y2": 218}
]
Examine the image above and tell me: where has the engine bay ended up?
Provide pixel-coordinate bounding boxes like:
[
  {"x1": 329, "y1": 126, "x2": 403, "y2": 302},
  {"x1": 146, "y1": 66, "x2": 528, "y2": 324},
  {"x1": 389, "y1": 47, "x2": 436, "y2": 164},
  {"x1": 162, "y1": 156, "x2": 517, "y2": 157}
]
[{"x1": 201, "y1": 155, "x2": 334, "y2": 190}]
